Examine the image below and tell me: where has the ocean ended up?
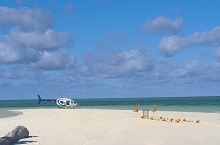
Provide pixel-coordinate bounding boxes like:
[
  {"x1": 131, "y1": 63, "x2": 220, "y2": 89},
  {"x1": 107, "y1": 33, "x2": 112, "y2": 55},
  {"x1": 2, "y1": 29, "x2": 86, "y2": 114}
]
[{"x1": 0, "y1": 96, "x2": 219, "y2": 113}]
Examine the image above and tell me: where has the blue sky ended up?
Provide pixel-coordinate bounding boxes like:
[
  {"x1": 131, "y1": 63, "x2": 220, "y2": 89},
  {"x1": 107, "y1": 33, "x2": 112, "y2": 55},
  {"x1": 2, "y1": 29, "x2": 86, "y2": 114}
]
[{"x1": 0, "y1": 0, "x2": 220, "y2": 100}]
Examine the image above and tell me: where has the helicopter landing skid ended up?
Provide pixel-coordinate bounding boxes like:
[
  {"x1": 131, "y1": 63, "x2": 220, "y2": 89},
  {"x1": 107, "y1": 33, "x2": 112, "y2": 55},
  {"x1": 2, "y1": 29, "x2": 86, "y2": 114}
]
[{"x1": 58, "y1": 106, "x2": 75, "y2": 109}]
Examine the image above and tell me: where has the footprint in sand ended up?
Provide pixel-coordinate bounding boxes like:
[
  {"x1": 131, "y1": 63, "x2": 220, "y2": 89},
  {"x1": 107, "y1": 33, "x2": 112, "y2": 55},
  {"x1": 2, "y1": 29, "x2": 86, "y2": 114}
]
[{"x1": 83, "y1": 110, "x2": 97, "y2": 145}]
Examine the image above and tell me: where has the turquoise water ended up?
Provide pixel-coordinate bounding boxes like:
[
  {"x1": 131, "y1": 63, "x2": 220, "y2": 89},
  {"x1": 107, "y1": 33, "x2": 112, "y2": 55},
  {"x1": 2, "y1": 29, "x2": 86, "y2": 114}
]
[{"x1": 0, "y1": 96, "x2": 219, "y2": 113}]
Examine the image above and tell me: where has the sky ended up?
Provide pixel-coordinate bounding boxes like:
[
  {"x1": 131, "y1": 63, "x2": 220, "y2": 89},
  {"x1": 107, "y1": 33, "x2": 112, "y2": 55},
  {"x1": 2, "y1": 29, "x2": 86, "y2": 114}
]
[{"x1": 0, "y1": 0, "x2": 220, "y2": 100}]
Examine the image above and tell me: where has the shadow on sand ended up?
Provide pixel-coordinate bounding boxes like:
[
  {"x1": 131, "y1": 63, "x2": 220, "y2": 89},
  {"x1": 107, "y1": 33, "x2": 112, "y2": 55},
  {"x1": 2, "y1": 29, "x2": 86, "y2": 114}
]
[{"x1": 13, "y1": 136, "x2": 38, "y2": 145}]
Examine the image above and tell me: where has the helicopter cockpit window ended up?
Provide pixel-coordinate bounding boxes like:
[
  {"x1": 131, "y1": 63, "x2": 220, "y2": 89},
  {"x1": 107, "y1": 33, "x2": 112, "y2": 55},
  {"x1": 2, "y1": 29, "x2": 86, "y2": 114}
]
[{"x1": 66, "y1": 101, "x2": 70, "y2": 105}]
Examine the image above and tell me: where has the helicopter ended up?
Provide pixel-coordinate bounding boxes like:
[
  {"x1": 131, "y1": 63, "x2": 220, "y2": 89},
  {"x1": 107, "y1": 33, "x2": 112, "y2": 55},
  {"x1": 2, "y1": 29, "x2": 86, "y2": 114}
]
[{"x1": 37, "y1": 94, "x2": 78, "y2": 109}]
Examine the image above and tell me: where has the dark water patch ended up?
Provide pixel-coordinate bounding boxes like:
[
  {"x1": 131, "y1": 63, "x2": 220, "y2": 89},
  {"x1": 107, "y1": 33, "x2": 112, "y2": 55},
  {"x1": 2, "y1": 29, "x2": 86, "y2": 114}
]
[{"x1": 0, "y1": 110, "x2": 22, "y2": 118}]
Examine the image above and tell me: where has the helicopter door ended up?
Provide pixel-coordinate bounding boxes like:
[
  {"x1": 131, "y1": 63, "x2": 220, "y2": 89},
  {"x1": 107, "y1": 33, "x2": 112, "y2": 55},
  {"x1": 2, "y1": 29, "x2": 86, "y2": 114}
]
[
  {"x1": 71, "y1": 100, "x2": 74, "y2": 106},
  {"x1": 66, "y1": 100, "x2": 70, "y2": 106}
]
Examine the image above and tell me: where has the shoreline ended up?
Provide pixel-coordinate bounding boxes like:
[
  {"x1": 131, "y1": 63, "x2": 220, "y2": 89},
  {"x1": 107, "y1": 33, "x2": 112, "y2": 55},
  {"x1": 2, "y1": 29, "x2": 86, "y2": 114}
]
[
  {"x1": 0, "y1": 109, "x2": 220, "y2": 145},
  {"x1": 1, "y1": 96, "x2": 219, "y2": 113},
  {"x1": 2, "y1": 107, "x2": 220, "y2": 113},
  {"x1": 0, "y1": 108, "x2": 219, "y2": 119}
]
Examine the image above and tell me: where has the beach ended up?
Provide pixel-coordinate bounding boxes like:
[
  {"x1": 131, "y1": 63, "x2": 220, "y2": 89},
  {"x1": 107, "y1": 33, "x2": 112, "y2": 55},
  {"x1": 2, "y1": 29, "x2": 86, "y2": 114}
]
[{"x1": 0, "y1": 109, "x2": 219, "y2": 145}]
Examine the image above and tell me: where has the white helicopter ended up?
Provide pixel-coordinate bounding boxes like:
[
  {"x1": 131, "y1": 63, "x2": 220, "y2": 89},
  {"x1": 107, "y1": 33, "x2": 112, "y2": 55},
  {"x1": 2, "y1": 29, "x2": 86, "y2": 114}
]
[{"x1": 37, "y1": 94, "x2": 78, "y2": 109}]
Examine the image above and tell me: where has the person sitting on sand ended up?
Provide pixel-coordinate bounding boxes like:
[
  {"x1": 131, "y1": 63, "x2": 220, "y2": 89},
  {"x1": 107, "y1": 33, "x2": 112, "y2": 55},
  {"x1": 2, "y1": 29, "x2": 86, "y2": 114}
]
[
  {"x1": 134, "y1": 104, "x2": 140, "y2": 112},
  {"x1": 152, "y1": 105, "x2": 156, "y2": 113}
]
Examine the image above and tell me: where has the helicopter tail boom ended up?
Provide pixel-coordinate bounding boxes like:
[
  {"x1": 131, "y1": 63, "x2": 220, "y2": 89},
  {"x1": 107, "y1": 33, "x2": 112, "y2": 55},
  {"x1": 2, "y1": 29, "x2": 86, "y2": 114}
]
[
  {"x1": 37, "y1": 94, "x2": 56, "y2": 104},
  {"x1": 38, "y1": 94, "x2": 42, "y2": 104}
]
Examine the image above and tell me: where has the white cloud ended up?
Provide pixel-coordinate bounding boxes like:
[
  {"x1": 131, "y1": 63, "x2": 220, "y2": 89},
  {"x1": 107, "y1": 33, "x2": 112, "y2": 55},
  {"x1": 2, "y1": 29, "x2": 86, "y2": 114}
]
[
  {"x1": 158, "y1": 26, "x2": 220, "y2": 56},
  {"x1": 79, "y1": 50, "x2": 154, "y2": 78},
  {"x1": 140, "y1": 57, "x2": 220, "y2": 86},
  {"x1": 144, "y1": 16, "x2": 182, "y2": 34},
  {"x1": 0, "y1": 68, "x2": 21, "y2": 79},
  {"x1": 94, "y1": 32, "x2": 129, "y2": 50},
  {"x1": 216, "y1": 47, "x2": 220, "y2": 62},
  {"x1": 31, "y1": 50, "x2": 76, "y2": 70},
  {"x1": 158, "y1": 35, "x2": 185, "y2": 56},
  {"x1": 0, "y1": 6, "x2": 52, "y2": 31},
  {"x1": 0, "y1": 6, "x2": 74, "y2": 70},
  {"x1": 176, "y1": 60, "x2": 204, "y2": 78},
  {"x1": 11, "y1": 28, "x2": 71, "y2": 50},
  {"x1": 0, "y1": 35, "x2": 39, "y2": 63}
]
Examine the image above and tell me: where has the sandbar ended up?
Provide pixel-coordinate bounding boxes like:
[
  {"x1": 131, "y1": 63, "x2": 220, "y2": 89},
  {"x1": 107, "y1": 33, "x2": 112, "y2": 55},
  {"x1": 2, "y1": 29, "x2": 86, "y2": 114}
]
[{"x1": 0, "y1": 109, "x2": 219, "y2": 145}]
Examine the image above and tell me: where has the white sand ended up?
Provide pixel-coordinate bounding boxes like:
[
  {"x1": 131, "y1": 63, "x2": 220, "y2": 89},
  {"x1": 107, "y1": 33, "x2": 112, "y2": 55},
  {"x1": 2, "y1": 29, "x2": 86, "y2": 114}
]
[{"x1": 0, "y1": 109, "x2": 219, "y2": 145}]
